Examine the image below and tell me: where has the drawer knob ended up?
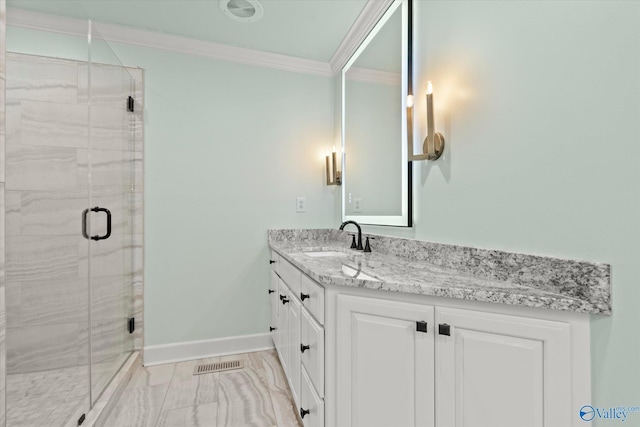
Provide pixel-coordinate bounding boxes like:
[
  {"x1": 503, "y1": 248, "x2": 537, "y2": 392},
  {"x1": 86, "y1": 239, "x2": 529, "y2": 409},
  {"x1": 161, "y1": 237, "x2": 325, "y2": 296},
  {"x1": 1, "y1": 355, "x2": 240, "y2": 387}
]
[
  {"x1": 300, "y1": 293, "x2": 310, "y2": 301},
  {"x1": 269, "y1": 327, "x2": 276, "y2": 332},
  {"x1": 279, "y1": 294, "x2": 285, "y2": 300},
  {"x1": 282, "y1": 298, "x2": 290, "y2": 305},
  {"x1": 300, "y1": 408, "x2": 310, "y2": 419},
  {"x1": 439, "y1": 323, "x2": 451, "y2": 336},
  {"x1": 268, "y1": 289, "x2": 275, "y2": 294},
  {"x1": 269, "y1": 260, "x2": 276, "y2": 264},
  {"x1": 300, "y1": 343, "x2": 310, "y2": 353}
]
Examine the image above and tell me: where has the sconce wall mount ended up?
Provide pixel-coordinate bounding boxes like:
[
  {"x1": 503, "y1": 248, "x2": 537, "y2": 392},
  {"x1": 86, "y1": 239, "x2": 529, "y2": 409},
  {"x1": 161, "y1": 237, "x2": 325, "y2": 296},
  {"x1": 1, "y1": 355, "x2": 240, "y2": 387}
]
[{"x1": 326, "y1": 149, "x2": 342, "y2": 186}]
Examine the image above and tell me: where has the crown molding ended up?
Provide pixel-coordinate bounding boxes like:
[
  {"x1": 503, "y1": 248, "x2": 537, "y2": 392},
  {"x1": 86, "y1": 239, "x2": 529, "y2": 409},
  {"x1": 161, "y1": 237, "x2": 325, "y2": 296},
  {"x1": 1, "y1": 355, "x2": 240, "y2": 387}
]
[
  {"x1": 329, "y1": 0, "x2": 394, "y2": 75},
  {"x1": 345, "y1": 67, "x2": 400, "y2": 86},
  {"x1": 6, "y1": 8, "x2": 333, "y2": 77}
]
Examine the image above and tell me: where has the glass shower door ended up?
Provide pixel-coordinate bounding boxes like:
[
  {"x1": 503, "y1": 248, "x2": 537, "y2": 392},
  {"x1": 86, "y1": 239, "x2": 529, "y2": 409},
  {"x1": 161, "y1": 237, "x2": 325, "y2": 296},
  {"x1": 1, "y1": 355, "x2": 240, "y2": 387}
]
[
  {"x1": 86, "y1": 21, "x2": 137, "y2": 403},
  {"x1": 4, "y1": 52, "x2": 92, "y2": 426}
]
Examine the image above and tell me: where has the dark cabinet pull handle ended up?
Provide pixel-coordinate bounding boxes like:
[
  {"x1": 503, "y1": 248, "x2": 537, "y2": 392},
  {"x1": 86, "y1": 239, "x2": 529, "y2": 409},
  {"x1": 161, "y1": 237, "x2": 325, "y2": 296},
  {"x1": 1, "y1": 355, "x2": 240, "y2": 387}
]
[
  {"x1": 279, "y1": 294, "x2": 285, "y2": 300},
  {"x1": 270, "y1": 327, "x2": 276, "y2": 332},
  {"x1": 268, "y1": 289, "x2": 275, "y2": 294},
  {"x1": 282, "y1": 298, "x2": 289, "y2": 305},
  {"x1": 82, "y1": 208, "x2": 90, "y2": 239},
  {"x1": 300, "y1": 293, "x2": 310, "y2": 301},
  {"x1": 269, "y1": 260, "x2": 276, "y2": 264},
  {"x1": 439, "y1": 323, "x2": 451, "y2": 336},
  {"x1": 300, "y1": 343, "x2": 310, "y2": 353},
  {"x1": 300, "y1": 408, "x2": 310, "y2": 419},
  {"x1": 82, "y1": 207, "x2": 112, "y2": 241}
]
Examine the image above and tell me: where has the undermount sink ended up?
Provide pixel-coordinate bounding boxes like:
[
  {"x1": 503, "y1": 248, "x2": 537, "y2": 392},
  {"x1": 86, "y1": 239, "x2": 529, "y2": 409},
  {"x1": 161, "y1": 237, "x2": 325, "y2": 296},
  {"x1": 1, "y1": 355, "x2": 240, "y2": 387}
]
[
  {"x1": 342, "y1": 264, "x2": 380, "y2": 282},
  {"x1": 304, "y1": 251, "x2": 348, "y2": 258}
]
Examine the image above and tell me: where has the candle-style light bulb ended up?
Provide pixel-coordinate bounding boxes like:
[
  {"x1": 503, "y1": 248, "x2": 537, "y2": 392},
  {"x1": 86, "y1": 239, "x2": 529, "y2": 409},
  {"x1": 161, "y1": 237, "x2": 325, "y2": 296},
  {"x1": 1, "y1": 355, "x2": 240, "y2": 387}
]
[
  {"x1": 406, "y1": 94, "x2": 414, "y2": 108},
  {"x1": 425, "y1": 81, "x2": 435, "y2": 155},
  {"x1": 332, "y1": 145, "x2": 336, "y2": 153}
]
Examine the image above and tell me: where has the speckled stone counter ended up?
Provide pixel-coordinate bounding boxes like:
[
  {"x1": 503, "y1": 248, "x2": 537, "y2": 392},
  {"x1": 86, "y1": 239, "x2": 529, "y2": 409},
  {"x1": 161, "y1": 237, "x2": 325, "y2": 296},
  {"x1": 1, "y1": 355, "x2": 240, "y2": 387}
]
[{"x1": 268, "y1": 229, "x2": 611, "y2": 315}]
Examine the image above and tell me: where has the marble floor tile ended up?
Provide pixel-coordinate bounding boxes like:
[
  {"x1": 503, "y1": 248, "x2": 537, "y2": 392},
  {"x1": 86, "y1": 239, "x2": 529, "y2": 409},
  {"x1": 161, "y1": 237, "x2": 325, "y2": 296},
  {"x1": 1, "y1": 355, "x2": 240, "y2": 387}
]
[
  {"x1": 217, "y1": 368, "x2": 276, "y2": 427},
  {"x1": 102, "y1": 383, "x2": 169, "y2": 427},
  {"x1": 102, "y1": 350, "x2": 297, "y2": 427},
  {"x1": 6, "y1": 366, "x2": 90, "y2": 427},
  {"x1": 127, "y1": 363, "x2": 175, "y2": 390},
  {"x1": 156, "y1": 403, "x2": 218, "y2": 427},
  {"x1": 162, "y1": 359, "x2": 219, "y2": 411},
  {"x1": 261, "y1": 350, "x2": 302, "y2": 427}
]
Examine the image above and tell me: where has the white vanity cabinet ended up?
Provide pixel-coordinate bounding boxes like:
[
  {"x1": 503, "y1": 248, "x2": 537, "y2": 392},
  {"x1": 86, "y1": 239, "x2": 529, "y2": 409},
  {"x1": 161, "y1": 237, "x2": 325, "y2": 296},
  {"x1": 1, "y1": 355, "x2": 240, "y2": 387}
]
[
  {"x1": 270, "y1": 251, "x2": 590, "y2": 427},
  {"x1": 270, "y1": 254, "x2": 325, "y2": 426},
  {"x1": 327, "y1": 287, "x2": 590, "y2": 427}
]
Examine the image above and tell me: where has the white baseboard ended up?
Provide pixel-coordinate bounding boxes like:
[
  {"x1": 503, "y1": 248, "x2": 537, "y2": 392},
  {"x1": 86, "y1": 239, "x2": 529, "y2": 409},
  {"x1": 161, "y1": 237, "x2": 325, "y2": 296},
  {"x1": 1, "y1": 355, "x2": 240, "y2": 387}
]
[{"x1": 143, "y1": 333, "x2": 274, "y2": 366}]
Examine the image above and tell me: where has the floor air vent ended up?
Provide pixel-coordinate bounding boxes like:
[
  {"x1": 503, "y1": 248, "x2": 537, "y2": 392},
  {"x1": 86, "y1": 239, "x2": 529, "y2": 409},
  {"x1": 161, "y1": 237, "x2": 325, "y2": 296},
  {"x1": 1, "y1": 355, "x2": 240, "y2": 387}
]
[{"x1": 193, "y1": 360, "x2": 244, "y2": 375}]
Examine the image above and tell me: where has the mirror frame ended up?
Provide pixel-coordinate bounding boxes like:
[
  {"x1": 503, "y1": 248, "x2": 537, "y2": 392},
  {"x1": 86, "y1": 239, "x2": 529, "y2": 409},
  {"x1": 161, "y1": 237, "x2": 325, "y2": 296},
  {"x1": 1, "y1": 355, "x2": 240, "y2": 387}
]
[{"x1": 341, "y1": 0, "x2": 412, "y2": 227}]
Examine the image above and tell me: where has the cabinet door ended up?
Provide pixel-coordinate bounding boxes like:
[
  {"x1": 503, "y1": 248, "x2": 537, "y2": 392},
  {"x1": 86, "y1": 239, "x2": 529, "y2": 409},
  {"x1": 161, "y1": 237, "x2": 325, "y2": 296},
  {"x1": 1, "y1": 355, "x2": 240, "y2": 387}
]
[
  {"x1": 336, "y1": 294, "x2": 434, "y2": 427},
  {"x1": 287, "y1": 289, "x2": 302, "y2": 405},
  {"x1": 435, "y1": 307, "x2": 571, "y2": 427},
  {"x1": 276, "y1": 279, "x2": 290, "y2": 373},
  {"x1": 270, "y1": 271, "x2": 279, "y2": 338}
]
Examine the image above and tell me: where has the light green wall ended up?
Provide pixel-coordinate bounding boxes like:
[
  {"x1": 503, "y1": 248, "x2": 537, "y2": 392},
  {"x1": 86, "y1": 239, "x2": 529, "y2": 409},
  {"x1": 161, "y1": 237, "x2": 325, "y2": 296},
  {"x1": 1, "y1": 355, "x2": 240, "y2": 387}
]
[
  {"x1": 7, "y1": 26, "x2": 338, "y2": 347},
  {"x1": 345, "y1": 0, "x2": 640, "y2": 417}
]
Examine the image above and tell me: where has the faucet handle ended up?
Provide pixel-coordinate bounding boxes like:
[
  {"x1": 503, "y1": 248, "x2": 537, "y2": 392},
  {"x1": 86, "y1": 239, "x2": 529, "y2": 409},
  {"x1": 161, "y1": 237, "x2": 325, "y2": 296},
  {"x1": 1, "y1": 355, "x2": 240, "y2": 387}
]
[
  {"x1": 347, "y1": 233, "x2": 357, "y2": 249},
  {"x1": 364, "y1": 237, "x2": 375, "y2": 253}
]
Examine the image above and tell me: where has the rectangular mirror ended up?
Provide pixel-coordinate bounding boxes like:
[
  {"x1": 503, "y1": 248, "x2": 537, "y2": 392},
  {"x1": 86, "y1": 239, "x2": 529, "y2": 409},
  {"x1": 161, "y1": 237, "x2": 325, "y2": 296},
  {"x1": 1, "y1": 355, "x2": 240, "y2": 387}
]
[{"x1": 341, "y1": 0, "x2": 412, "y2": 227}]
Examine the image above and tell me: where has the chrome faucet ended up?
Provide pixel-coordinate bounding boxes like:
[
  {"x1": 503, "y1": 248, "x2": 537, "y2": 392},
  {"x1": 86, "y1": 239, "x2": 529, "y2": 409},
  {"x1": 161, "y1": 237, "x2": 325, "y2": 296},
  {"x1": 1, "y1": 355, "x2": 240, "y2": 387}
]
[{"x1": 339, "y1": 220, "x2": 363, "y2": 250}]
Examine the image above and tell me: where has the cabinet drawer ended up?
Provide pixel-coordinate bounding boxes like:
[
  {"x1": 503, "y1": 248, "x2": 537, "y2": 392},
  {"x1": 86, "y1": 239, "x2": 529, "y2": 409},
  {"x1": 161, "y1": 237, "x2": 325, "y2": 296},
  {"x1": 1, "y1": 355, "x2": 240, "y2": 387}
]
[
  {"x1": 301, "y1": 308, "x2": 324, "y2": 397},
  {"x1": 301, "y1": 275, "x2": 324, "y2": 325},
  {"x1": 300, "y1": 366, "x2": 324, "y2": 427},
  {"x1": 279, "y1": 257, "x2": 302, "y2": 295}
]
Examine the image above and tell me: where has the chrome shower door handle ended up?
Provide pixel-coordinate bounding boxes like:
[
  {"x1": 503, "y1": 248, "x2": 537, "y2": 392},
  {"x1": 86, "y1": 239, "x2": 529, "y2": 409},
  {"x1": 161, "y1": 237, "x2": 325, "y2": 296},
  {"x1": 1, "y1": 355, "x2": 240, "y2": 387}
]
[{"x1": 82, "y1": 207, "x2": 112, "y2": 241}]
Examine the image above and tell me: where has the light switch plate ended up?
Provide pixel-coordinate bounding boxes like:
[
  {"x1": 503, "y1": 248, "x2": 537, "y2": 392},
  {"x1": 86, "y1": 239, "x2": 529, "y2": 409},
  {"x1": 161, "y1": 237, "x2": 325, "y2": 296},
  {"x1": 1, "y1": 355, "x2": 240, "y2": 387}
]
[{"x1": 296, "y1": 197, "x2": 306, "y2": 213}]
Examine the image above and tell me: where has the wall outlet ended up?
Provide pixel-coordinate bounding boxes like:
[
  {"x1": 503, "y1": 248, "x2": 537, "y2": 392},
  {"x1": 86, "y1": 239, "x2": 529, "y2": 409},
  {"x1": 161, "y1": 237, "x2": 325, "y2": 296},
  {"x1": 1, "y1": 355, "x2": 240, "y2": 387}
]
[
  {"x1": 354, "y1": 198, "x2": 362, "y2": 213},
  {"x1": 296, "y1": 197, "x2": 306, "y2": 213}
]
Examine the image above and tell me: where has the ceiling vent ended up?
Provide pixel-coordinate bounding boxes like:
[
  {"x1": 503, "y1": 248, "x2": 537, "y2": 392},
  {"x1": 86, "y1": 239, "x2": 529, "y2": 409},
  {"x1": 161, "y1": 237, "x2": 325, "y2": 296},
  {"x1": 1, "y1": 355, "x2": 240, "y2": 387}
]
[{"x1": 219, "y1": 0, "x2": 264, "y2": 23}]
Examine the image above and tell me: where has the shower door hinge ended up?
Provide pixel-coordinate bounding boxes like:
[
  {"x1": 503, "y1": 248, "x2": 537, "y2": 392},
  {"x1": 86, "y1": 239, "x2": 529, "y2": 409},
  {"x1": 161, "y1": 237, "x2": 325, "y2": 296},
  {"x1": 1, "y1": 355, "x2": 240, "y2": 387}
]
[
  {"x1": 128, "y1": 317, "x2": 135, "y2": 334},
  {"x1": 78, "y1": 413, "x2": 86, "y2": 425},
  {"x1": 127, "y1": 96, "x2": 135, "y2": 112}
]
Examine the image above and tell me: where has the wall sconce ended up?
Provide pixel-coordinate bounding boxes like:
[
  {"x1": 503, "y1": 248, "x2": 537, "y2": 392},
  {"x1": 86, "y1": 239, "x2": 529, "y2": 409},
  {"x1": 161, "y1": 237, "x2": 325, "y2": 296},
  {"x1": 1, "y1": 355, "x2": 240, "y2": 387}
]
[
  {"x1": 407, "y1": 81, "x2": 445, "y2": 161},
  {"x1": 326, "y1": 146, "x2": 341, "y2": 186}
]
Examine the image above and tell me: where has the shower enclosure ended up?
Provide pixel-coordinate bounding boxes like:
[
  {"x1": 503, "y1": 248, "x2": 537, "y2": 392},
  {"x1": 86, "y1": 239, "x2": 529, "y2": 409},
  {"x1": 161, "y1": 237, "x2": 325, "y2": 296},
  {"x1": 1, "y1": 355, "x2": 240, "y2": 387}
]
[{"x1": 3, "y1": 21, "x2": 143, "y2": 426}]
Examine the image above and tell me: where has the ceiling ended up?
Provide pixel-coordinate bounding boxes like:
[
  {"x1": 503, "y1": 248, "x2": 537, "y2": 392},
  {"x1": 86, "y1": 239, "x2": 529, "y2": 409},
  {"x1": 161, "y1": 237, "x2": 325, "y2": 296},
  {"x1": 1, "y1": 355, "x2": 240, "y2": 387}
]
[{"x1": 5, "y1": 0, "x2": 369, "y2": 62}]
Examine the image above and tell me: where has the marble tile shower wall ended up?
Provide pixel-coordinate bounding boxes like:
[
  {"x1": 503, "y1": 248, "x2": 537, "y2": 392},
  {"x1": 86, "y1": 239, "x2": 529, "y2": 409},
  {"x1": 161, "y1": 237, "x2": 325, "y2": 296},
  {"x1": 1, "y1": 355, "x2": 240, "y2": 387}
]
[
  {"x1": 3, "y1": 53, "x2": 144, "y2": 374},
  {"x1": 1, "y1": 1, "x2": 7, "y2": 425}
]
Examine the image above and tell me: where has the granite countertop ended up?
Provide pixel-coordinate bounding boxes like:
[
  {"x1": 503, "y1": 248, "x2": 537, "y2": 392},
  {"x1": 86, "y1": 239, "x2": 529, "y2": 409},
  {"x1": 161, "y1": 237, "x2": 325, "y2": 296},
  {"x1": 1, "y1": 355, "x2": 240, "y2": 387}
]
[{"x1": 268, "y1": 229, "x2": 611, "y2": 315}]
